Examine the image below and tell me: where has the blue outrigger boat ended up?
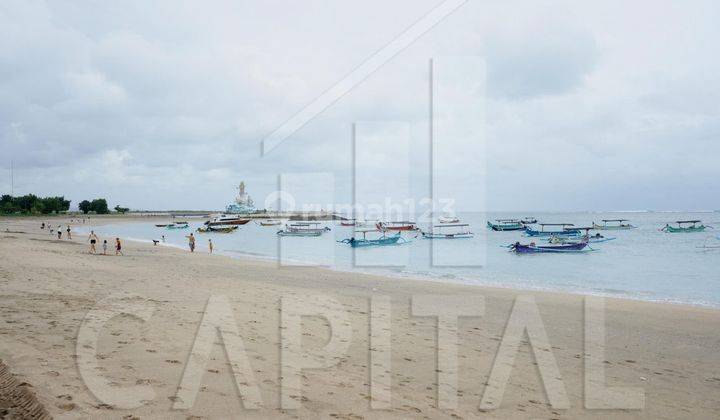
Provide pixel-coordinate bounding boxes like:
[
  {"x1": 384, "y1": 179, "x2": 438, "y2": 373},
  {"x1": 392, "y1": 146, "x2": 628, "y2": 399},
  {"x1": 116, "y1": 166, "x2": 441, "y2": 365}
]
[
  {"x1": 339, "y1": 230, "x2": 405, "y2": 247},
  {"x1": 524, "y1": 223, "x2": 580, "y2": 237}
]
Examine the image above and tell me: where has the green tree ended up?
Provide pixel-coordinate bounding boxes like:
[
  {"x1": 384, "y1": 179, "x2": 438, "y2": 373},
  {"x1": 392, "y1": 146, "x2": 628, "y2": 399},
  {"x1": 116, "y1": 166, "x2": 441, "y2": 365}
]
[
  {"x1": 90, "y1": 198, "x2": 109, "y2": 214},
  {"x1": 114, "y1": 205, "x2": 130, "y2": 214},
  {"x1": 14, "y1": 194, "x2": 38, "y2": 213},
  {"x1": 0, "y1": 195, "x2": 15, "y2": 213},
  {"x1": 78, "y1": 200, "x2": 92, "y2": 214}
]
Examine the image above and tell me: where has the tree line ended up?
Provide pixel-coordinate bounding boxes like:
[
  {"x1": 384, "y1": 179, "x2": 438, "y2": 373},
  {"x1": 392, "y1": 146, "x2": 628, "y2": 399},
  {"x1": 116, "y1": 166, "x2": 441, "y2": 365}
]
[
  {"x1": 1, "y1": 194, "x2": 70, "y2": 214},
  {"x1": 1, "y1": 194, "x2": 130, "y2": 215}
]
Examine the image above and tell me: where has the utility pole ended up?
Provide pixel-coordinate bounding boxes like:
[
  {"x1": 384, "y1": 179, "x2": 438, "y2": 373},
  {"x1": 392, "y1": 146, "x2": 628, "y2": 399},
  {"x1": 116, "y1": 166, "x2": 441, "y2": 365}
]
[{"x1": 10, "y1": 159, "x2": 13, "y2": 196}]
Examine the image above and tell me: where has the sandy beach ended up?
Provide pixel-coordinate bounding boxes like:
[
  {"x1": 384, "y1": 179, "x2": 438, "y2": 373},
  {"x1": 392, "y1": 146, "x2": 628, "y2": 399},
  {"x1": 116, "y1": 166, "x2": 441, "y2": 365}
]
[{"x1": 1, "y1": 216, "x2": 719, "y2": 419}]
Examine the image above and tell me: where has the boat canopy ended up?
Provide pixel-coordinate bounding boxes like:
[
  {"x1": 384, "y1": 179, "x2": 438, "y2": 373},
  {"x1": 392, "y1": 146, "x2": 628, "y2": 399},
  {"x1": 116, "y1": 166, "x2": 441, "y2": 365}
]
[
  {"x1": 539, "y1": 223, "x2": 574, "y2": 226},
  {"x1": 602, "y1": 219, "x2": 628, "y2": 222},
  {"x1": 434, "y1": 223, "x2": 470, "y2": 228},
  {"x1": 676, "y1": 220, "x2": 701, "y2": 224},
  {"x1": 496, "y1": 219, "x2": 520, "y2": 222}
]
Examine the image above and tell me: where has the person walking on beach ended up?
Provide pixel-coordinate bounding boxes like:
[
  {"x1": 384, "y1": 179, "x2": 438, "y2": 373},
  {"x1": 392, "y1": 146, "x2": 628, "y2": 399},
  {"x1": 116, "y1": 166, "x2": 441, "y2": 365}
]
[
  {"x1": 188, "y1": 233, "x2": 196, "y2": 253},
  {"x1": 41, "y1": 222, "x2": 45, "y2": 230},
  {"x1": 66, "y1": 225, "x2": 72, "y2": 240},
  {"x1": 102, "y1": 239, "x2": 108, "y2": 255},
  {"x1": 57, "y1": 228, "x2": 62, "y2": 239},
  {"x1": 88, "y1": 231, "x2": 99, "y2": 254},
  {"x1": 115, "y1": 238, "x2": 123, "y2": 256},
  {"x1": 208, "y1": 239, "x2": 213, "y2": 254}
]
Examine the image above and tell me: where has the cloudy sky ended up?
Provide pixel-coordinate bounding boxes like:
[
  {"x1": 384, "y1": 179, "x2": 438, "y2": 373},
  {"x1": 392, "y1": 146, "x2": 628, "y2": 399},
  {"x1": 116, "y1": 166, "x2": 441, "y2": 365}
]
[{"x1": 1, "y1": 0, "x2": 719, "y2": 212}]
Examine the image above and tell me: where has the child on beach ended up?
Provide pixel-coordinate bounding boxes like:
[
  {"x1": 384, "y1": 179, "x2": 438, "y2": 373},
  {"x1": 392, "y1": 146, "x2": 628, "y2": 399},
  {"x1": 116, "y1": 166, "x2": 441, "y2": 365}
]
[
  {"x1": 115, "y1": 238, "x2": 123, "y2": 256},
  {"x1": 102, "y1": 240, "x2": 107, "y2": 255},
  {"x1": 57, "y1": 229, "x2": 62, "y2": 239},
  {"x1": 66, "y1": 225, "x2": 71, "y2": 239},
  {"x1": 208, "y1": 239, "x2": 213, "y2": 254},
  {"x1": 88, "y1": 231, "x2": 99, "y2": 254}
]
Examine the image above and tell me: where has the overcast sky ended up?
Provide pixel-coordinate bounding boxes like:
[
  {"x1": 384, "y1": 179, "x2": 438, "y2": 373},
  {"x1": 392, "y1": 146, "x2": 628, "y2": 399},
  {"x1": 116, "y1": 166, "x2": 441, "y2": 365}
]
[{"x1": 1, "y1": 0, "x2": 719, "y2": 212}]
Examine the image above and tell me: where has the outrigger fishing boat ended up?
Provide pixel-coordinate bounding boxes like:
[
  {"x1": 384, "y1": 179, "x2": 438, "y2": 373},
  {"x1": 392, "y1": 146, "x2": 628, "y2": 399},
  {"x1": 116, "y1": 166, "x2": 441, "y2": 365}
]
[
  {"x1": 520, "y1": 217, "x2": 537, "y2": 225},
  {"x1": 661, "y1": 220, "x2": 709, "y2": 233},
  {"x1": 339, "y1": 219, "x2": 356, "y2": 227},
  {"x1": 524, "y1": 223, "x2": 580, "y2": 237},
  {"x1": 205, "y1": 214, "x2": 251, "y2": 227},
  {"x1": 438, "y1": 215, "x2": 460, "y2": 224},
  {"x1": 259, "y1": 219, "x2": 281, "y2": 226},
  {"x1": 487, "y1": 219, "x2": 524, "y2": 231},
  {"x1": 339, "y1": 229, "x2": 404, "y2": 247},
  {"x1": 509, "y1": 240, "x2": 590, "y2": 254},
  {"x1": 277, "y1": 222, "x2": 331, "y2": 237},
  {"x1": 166, "y1": 222, "x2": 189, "y2": 229},
  {"x1": 376, "y1": 221, "x2": 418, "y2": 232},
  {"x1": 196, "y1": 225, "x2": 238, "y2": 233},
  {"x1": 592, "y1": 219, "x2": 636, "y2": 230},
  {"x1": 422, "y1": 223, "x2": 474, "y2": 239}
]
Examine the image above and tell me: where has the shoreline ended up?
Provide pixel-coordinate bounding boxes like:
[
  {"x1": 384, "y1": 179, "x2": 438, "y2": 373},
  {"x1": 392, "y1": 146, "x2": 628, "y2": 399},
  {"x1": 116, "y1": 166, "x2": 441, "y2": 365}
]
[{"x1": 63, "y1": 215, "x2": 720, "y2": 312}]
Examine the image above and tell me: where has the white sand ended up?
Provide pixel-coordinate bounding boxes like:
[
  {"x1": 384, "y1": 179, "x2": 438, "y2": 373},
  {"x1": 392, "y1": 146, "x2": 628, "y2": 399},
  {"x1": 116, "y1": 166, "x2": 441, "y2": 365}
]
[{"x1": 1, "y1": 216, "x2": 719, "y2": 419}]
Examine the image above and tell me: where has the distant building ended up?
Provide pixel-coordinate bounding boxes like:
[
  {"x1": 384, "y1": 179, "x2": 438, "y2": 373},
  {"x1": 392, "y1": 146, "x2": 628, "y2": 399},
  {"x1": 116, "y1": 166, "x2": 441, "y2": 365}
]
[{"x1": 226, "y1": 181, "x2": 256, "y2": 214}]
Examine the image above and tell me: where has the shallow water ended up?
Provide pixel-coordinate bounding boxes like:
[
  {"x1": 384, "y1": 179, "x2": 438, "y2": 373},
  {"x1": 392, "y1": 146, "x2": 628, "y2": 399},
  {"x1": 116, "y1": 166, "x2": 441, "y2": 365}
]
[{"x1": 80, "y1": 212, "x2": 720, "y2": 307}]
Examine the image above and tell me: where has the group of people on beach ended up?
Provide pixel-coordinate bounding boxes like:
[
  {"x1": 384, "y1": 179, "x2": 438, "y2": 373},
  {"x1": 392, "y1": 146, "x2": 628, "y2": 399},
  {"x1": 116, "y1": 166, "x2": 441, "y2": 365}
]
[
  {"x1": 40, "y1": 222, "x2": 216, "y2": 256},
  {"x1": 41, "y1": 222, "x2": 72, "y2": 240},
  {"x1": 87, "y1": 230, "x2": 122, "y2": 256}
]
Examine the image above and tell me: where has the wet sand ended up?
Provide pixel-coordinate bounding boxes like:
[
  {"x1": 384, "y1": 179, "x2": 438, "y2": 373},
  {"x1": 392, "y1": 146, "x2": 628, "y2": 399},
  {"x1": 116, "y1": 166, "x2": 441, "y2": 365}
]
[{"x1": 1, "y1": 216, "x2": 719, "y2": 419}]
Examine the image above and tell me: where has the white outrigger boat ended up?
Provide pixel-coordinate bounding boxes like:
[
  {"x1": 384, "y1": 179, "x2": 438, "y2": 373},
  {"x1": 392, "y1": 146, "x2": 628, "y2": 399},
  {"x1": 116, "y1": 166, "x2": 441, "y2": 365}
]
[
  {"x1": 422, "y1": 223, "x2": 474, "y2": 239},
  {"x1": 438, "y1": 214, "x2": 460, "y2": 224},
  {"x1": 277, "y1": 222, "x2": 331, "y2": 237},
  {"x1": 592, "y1": 219, "x2": 636, "y2": 230}
]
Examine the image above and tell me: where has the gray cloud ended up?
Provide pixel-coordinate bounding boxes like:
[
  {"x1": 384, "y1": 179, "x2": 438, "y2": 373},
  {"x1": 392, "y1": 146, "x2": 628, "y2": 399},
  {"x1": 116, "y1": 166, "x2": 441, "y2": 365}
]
[{"x1": 0, "y1": 0, "x2": 719, "y2": 211}]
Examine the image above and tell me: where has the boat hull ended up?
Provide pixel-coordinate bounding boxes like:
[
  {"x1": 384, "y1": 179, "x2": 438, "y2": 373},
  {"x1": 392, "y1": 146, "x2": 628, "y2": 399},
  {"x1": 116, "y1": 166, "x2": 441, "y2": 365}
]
[
  {"x1": 439, "y1": 217, "x2": 460, "y2": 224},
  {"x1": 348, "y1": 236, "x2": 401, "y2": 247},
  {"x1": 422, "y1": 232, "x2": 474, "y2": 239},
  {"x1": 487, "y1": 221, "x2": 524, "y2": 231},
  {"x1": 376, "y1": 223, "x2": 417, "y2": 231},
  {"x1": 664, "y1": 225, "x2": 706, "y2": 233},
  {"x1": 208, "y1": 219, "x2": 250, "y2": 226},
  {"x1": 524, "y1": 227, "x2": 580, "y2": 237},
  {"x1": 197, "y1": 226, "x2": 238, "y2": 233},
  {"x1": 592, "y1": 223, "x2": 636, "y2": 230},
  {"x1": 166, "y1": 224, "x2": 189, "y2": 230},
  {"x1": 511, "y1": 242, "x2": 588, "y2": 253},
  {"x1": 277, "y1": 230, "x2": 323, "y2": 237}
]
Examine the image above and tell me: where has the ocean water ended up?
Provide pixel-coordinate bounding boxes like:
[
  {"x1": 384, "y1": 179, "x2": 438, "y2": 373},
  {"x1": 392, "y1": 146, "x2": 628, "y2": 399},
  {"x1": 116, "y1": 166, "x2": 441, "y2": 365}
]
[{"x1": 80, "y1": 212, "x2": 720, "y2": 307}]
